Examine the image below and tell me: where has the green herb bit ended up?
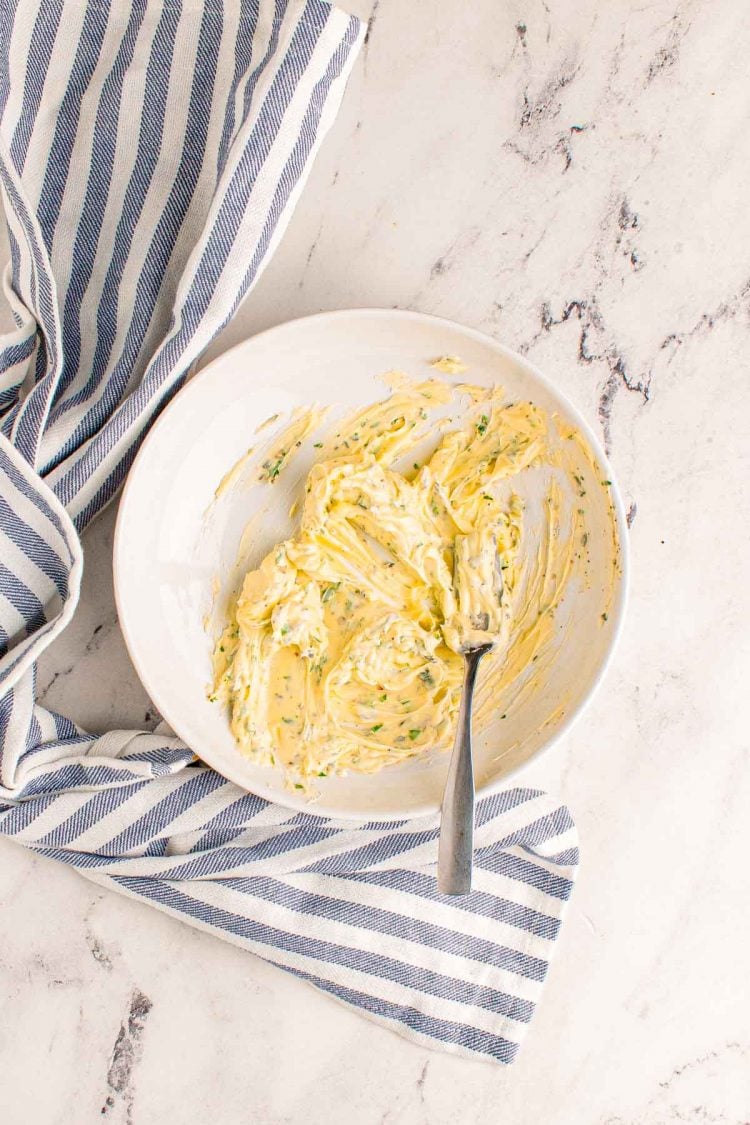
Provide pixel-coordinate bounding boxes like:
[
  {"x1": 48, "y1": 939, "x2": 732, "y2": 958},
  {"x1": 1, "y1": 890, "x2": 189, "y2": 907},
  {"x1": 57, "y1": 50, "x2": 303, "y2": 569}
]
[
  {"x1": 294, "y1": 783, "x2": 304, "y2": 790},
  {"x1": 280, "y1": 625, "x2": 290, "y2": 635},
  {"x1": 281, "y1": 717, "x2": 294, "y2": 724},
  {"x1": 313, "y1": 441, "x2": 323, "y2": 448},
  {"x1": 477, "y1": 414, "x2": 490, "y2": 435},
  {"x1": 601, "y1": 612, "x2": 608, "y2": 622},
  {"x1": 379, "y1": 693, "x2": 388, "y2": 702},
  {"x1": 370, "y1": 724, "x2": 384, "y2": 733},
  {"x1": 418, "y1": 669, "x2": 435, "y2": 687},
  {"x1": 262, "y1": 452, "x2": 286, "y2": 481},
  {"x1": 408, "y1": 729, "x2": 421, "y2": 741},
  {"x1": 602, "y1": 479, "x2": 612, "y2": 486},
  {"x1": 317, "y1": 772, "x2": 328, "y2": 778},
  {"x1": 321, "y1": 582, "x2": 341, "y2": 603}
]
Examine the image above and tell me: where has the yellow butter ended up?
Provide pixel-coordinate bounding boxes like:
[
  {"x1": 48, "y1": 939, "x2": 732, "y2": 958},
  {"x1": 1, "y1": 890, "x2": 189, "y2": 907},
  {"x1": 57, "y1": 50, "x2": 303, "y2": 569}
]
[{"x1": 212, "y1": 377, "x2": 617, "y2": 784}]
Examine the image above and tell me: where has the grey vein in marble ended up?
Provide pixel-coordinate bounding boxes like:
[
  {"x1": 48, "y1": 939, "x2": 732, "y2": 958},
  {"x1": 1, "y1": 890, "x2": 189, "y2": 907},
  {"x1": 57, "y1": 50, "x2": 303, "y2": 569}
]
[{"x1": 102, "y1": 991, "x2": 153, "y2": 1125}]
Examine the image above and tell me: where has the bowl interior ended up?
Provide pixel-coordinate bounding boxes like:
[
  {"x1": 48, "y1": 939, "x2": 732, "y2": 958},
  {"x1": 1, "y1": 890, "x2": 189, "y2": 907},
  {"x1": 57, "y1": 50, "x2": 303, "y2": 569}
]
[{"x1": 114, "y1": 310, "x2": 627, "y2": 818}]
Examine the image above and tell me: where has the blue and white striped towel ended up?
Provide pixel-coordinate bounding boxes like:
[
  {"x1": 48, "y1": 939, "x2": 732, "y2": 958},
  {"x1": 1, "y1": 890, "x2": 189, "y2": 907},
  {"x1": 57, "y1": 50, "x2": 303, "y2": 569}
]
[{"x1": 0, "y1": 0, "x2": 579, "y2": 1063}]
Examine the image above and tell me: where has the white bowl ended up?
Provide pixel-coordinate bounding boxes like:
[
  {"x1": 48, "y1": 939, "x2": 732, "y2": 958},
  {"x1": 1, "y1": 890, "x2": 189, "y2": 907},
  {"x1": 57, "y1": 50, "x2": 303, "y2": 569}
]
[{"x1": 114, "y1": 309, "x2": 628, "y2": 819}]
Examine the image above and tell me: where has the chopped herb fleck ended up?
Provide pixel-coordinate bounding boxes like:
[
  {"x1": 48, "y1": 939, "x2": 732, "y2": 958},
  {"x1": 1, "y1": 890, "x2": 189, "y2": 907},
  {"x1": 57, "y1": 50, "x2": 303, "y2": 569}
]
[
  {"x1": 321, "y1": 582, "x2": 340, "y2": 603},
  {"x1": 477, "y1": 414, "x2": 489, "y2": 435},
  {"x1": 408, "y1": 729, "x2": 421, "y2": 741},
  {"x1": 262, "y1": 453, "x2": 286, "y2": 481},
  {"x1": 418, "y1": 668, "x2": 435, "y2": 687},
  {"x1": 370, "y1": 723, "x2": 383, "y2": 733}
]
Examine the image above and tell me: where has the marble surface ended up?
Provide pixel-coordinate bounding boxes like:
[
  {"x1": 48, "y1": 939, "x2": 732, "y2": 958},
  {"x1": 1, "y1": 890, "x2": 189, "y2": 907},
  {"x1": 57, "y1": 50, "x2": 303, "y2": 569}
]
[{"x1": 1, "y1": 0, "x2": 749, "y2": 1121}]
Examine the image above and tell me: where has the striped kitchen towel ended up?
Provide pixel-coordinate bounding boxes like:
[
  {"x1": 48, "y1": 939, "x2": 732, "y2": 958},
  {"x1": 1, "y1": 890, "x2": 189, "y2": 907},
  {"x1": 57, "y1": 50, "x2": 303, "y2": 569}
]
[{"x1": 0, "y1": 0, "x2": 579, "y2": 1063}]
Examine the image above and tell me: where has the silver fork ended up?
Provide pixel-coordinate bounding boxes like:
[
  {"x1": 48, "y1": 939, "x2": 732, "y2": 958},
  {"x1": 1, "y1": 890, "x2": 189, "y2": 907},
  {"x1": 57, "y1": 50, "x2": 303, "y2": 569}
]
[
  {"x1": 438, "y1": 533, "x2": 504, "y2": 896},
  {"x1": 437, "y1": 634, "x2": 493, "y2": 895}
]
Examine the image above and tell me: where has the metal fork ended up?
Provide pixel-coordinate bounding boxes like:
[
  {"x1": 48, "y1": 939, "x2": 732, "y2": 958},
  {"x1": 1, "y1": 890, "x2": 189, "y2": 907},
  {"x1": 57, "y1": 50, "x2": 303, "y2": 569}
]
[
  {"x1": 437, "y1": 637, "x2": 493, "y2": 895},
  {"x1": 438, "y1": 531, "x2": 505, "y2": 896}
]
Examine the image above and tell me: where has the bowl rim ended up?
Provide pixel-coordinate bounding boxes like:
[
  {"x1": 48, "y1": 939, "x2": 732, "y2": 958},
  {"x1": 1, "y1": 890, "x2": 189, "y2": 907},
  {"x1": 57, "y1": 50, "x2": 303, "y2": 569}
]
[{"x1": 114, "y1": 307, "x2": 630, "y2": 819}]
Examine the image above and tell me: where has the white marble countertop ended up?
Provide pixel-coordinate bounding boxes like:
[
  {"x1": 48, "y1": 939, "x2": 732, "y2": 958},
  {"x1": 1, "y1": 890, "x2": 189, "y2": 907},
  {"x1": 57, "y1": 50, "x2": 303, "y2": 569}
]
[{"x1": 1, "y1": 1, "x2": 749, "y2": 1121}]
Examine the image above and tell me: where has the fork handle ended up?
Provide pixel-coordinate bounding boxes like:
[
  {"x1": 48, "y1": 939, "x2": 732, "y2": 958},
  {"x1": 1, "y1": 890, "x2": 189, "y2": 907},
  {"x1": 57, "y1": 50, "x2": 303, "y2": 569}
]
[{"x1": 437, "y1": 648, "x2": 485, "y2": 895}]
